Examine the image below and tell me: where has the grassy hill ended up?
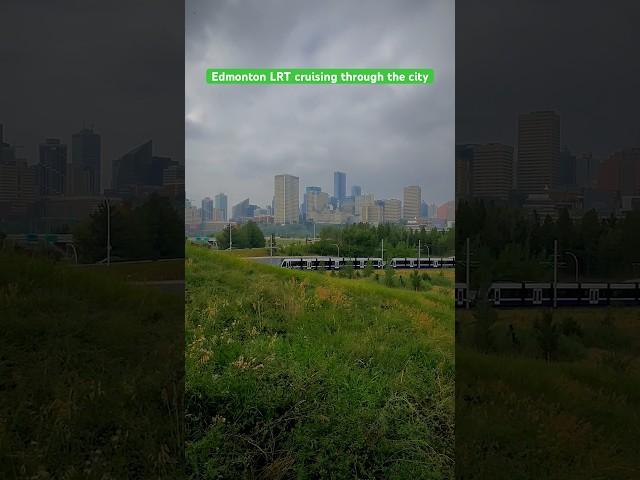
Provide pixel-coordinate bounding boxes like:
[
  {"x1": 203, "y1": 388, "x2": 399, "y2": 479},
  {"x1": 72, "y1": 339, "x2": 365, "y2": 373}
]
[
  {"x1": 185, "y1": 245, "x2": 455, "y2": 479},
  {"x1": 0, "y1": 252, "x2": 183, "y2": 478},
  {"x1": 456, "y1": 308, "x2": 640, "y2": 479}
]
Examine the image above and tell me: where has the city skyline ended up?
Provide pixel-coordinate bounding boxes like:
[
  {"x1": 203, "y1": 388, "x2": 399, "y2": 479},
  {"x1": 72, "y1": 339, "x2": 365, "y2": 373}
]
[{"x1": 186, "y1": 0, "x2": 454, "y2": 208}]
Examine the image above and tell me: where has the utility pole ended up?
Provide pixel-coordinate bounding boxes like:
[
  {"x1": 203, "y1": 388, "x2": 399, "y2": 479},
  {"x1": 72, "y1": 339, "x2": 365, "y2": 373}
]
[
  {"x1": 228, "y1": 221, "x2": 232, "y2": 250},
  {"x1": 105, "y1": 197, "x2": 111, "y2": 266},
  {"x1": 553, "y1": 239, "x2": 558, "y2": 308},
  {"x1": 381, "y1": 238, "x2": 384, "y2": 263},
  {"x1": 466, "y1": 237, "x2": 470, "y2": 310},
  {"x1": 418, "y1": 240, "x2": 421, "y2": 269}
]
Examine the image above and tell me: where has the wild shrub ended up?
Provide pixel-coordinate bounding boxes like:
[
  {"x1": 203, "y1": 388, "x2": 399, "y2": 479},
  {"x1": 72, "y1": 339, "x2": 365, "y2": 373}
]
[
  {"x1": 534, "y1": 310, "x2": 560, "y2": 362},
  {"x1": 472, "y1": 297, "x2": 497, "y2": 353}
]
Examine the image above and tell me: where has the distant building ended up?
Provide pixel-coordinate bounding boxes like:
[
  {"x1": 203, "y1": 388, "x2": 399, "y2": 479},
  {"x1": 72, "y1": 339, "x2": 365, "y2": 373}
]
[
  {"x1": 70, "y1": 127, "x2": 101, "y2": 195},
  {"x1": 382, "y1": 199, "x2": 402, "y2": 223},
  {"x1": 274, "y1": 174, "x2": 299, "y2": 224},
  {"x1": 201, "y1": 197, "x2": 214, "y2": 221},
  {"x1": 576, "y1": 153, "x2": 601, "y2": 189},
  {"x1": 598, "y1": 147, "x2": 640, "y2": 195},
  {"x1": 558, "y1": 146, "x2": 577, "y2": 189},
  {"x1": 111, "y1": 140, "x2": 178, "y2": 194},
  {"x1": 304, "y1": 189, "x2": 329, "y2": 219},
  {"x1": 214, "y1": 193, "x2": 228, "y2": 221},
  {"x1": 334, "y1": 171, "x2": 346, "y2": 204},
  {"x1": 471, "y1": 143, "x2": 514, "y2": 201},
  {"x1": 403, "y1": 185, "x2": 421, "y2": 219},
  {"x1": 351, "y1": 185, "x2": 362, "y2": 197},
  {"x1": 455, "y1": 144, "x2": 474, "y2": 201},
  {"x1": 517, "y1": 111, "x2": 560, "y2": 196},
  {"x1": 361, "y1": 204, "x2": 383, "y2": 225},
  {"x1": 231, "y1": 198, "x2": 250, "y2": 220},
  {"x1": 437, "y1": 200, "x2": 455, "y2": 221},
  {"x1": 39, "y1": 138, "x2": 67, "y2": 195}
]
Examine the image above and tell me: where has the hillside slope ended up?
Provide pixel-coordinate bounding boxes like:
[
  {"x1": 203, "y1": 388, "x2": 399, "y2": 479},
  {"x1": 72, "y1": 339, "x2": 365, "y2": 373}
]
[{"x1": 185, "y1": 245, "x2": 454, "y2": 479}]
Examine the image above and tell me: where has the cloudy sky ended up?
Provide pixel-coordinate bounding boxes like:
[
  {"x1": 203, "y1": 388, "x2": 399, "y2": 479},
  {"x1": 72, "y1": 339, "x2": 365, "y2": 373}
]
[
  {"x1": 1, "y1": 1, "x2": 184, "y2": 190},
  {"x1": 456, "y1": 0, "x2": 640, "y2": 154},
  {"x1": 186, "y1": 0, "x2": 454, "y2": 209}
]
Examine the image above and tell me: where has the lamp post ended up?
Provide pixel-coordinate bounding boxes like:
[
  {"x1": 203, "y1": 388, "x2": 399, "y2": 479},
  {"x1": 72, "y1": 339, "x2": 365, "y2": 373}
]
[
  {"x1": 565, "y1": 251, "x2": 579, "y2": 282},
  {"x1": 105, "y1": 197, "x2": 111, "y2": 266}
]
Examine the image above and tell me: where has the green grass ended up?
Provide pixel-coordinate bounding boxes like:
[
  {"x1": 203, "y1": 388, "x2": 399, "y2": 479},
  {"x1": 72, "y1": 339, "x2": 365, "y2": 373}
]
[
  {"x1": 185, "y1": 245, "x2": 454, "y2": 479},
  {"x1": 0, "y1": 252, "x2": 183, "y2": 479},
  {"x1": 456, "y1": 308, "x2": 640, "y2": 480}
]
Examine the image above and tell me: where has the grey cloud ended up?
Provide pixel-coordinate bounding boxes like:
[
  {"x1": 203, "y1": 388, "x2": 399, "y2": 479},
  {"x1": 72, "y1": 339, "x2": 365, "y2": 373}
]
[{"x1": 186, "y1": 0, "x2": 454, "y2": 207}]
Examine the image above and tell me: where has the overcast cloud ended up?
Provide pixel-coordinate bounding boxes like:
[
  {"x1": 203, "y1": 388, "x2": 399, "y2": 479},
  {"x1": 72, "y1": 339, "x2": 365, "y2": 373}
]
[{"x1": 186, "y1": 0, "x2": 454, "y2": 209}]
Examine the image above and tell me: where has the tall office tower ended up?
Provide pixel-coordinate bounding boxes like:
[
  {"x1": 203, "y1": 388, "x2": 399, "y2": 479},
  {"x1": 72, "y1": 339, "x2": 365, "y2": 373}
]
[
  {"x1": 382, "y1": 198, "x2": 402, "y2": 223},
  {"x1": 517, "y1": 111, "x2": 560, "y2": 196},
  {"x1": 201, "y1": 197, "x2": 214, "y2": 221},
  {"x1": 274, "y1": 174, "x2": 299, "y2": 224},
  {"x1": 402, "y1": 185, "x2": 421, "y2": 219},
  {"x1": 70, "y1": 127, "x2": 101, "y2": 195},
  {"x1": 351, "y1": 185, "x2": 362, "y2": 197},
  {"x1": 471, "y1": 143, "x2": 514, "y2": 201},
  {"x1": 455, "y1": 144, "x2": 475, "y2": 201},
  {"x1": 334, "y1": 171, "x2": 346, "y2": 204},
  {"x1": 214, "y1": 193, "x2": 228, "y2": 221},
  {"x1": 39, "y1": 138, "x2": 68, "y2": 195}
]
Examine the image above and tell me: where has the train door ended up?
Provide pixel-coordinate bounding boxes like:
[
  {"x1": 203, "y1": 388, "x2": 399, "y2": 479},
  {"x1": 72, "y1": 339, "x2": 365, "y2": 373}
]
[
  {"x1": 456, "y1": 287, "x2": 465, "y2": 306},
  {"x1": 494, "y1": 288, "x2": 501, "y2": 306},
  {"x1": 589, "y1": 288, "x2": 599, "y2": 305},
  {"x1": 533, "y1": 288, "x2": 543, "y2": 305}
]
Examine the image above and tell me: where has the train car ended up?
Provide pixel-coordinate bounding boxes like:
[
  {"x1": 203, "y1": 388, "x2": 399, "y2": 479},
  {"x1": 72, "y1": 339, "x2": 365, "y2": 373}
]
[
  {"x1": 308, "y1": 257, "x2": 335, "y2": 270},
  {"x1": 280, "y1": 258, "x2": 309, "y2": 269},
  {"x1": 389, "y1": 258, "x2": 414, "y2": 269},
  {"x1": 440, "y1": 257, "x2": 456, "y2": 268},
  {"x1": 488, "y1": 282, "x2": 524, "y2": 307},
  {"x1": 608, "y1": 282, "x2": 640, "y2": 306}
]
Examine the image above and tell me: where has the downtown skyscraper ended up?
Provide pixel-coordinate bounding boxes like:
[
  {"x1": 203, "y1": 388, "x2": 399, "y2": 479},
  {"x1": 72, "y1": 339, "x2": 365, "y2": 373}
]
[
  {"x1": 334, "y1": 171, "x2": 346, "y2": 204},
  {"x1": 517, "y1": 111, "x2": 560, "y2": 196},
  {"x1": 274, "y1": 174, "x2": 299, "y2": 224},
  {"x1": 403, "y1": 185, "x2": 421, "y2": 219}
]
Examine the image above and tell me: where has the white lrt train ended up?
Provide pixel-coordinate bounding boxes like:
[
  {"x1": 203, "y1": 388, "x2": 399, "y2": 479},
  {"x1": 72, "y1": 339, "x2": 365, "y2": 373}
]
[
  {"x1": 280, "y1": 256, "x2": 455, "y2": 270},
  {"x1": 280, "y1": 257, "x2": 384, "y2": 270},
  {"x1": 455, "y1": 281, "x2": 640, "y2": 307},
  {"x1": 388, "y1": 257, "x2": 455, "y2": 269}
]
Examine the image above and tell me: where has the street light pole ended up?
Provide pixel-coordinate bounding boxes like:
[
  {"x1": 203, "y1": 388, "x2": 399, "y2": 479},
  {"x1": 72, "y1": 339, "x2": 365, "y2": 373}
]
[
  {"x1": 332, "y1": 243, "x2": 340, "y2": 258},
  {"x1": 466, "y1": 237, "x2": 470, "y2": 310},
  {"x1": 105, "y1": 197, "x2": 111, "y2": 266},
  {"x1": 418, "y1": 240, "x2": 421, "y2": 269},
  {"x1": 553, "y1": 239, "x2": 558, "y2": 308},
  {"x1": 565, "y1": 251, "x2": 579, "y2": 282}
]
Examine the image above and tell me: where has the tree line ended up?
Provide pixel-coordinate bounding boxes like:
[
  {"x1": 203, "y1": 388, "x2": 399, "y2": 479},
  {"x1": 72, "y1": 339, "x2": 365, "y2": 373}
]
[
  {"x1": 74, "y1": 193, "x2": 183, "y2": 262},
  {"x1": 283, "y1": 222, "x2": 455, "y2": 259},
  {"x1": 456, "y1": 199, "x2": 640, "y2": 283},
  {"x1": 215, "y1": 221, "x2": 266, "y2": 249}
]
